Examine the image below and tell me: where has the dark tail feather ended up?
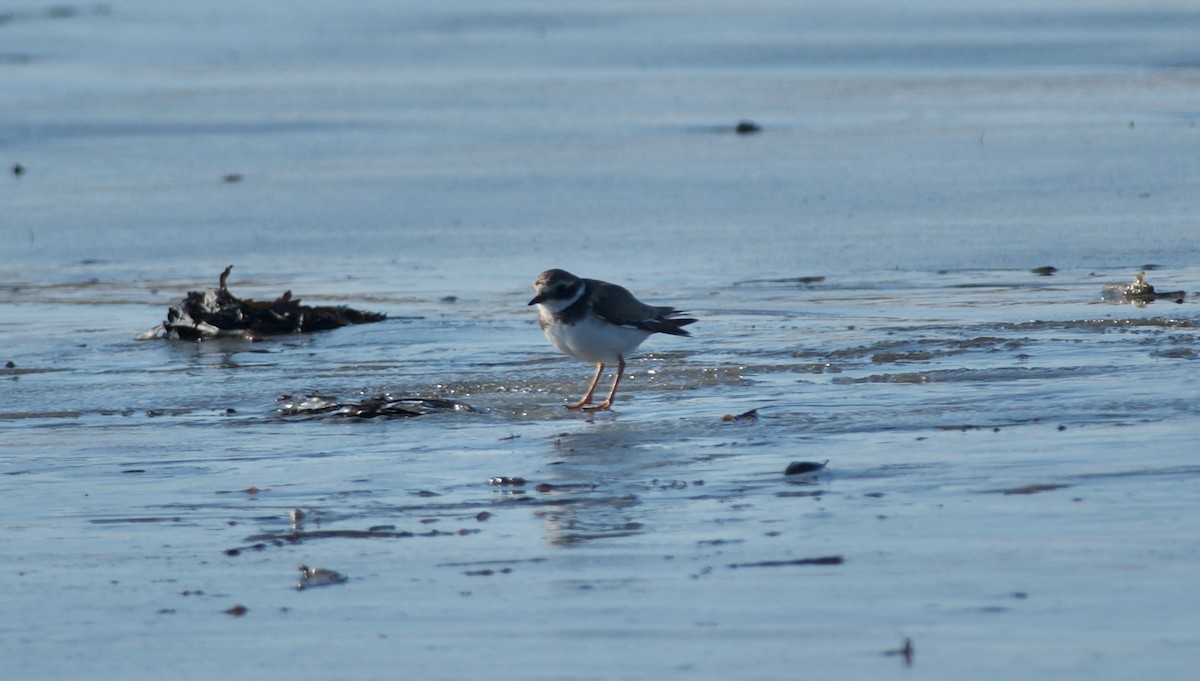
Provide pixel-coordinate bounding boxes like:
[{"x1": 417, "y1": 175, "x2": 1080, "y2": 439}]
[{"x1": 638, "y1": 311, "x2": 697, "y2": 337}]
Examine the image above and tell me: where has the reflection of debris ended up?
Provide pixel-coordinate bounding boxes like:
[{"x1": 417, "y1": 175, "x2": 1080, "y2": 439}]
[
  {"x1": 728, "y1": 555, "x2": 844, "y2": 568},
  {"x1": 722, "y1": 408, "x2": 759, "y2": 422},
  {"x1": 1102, "y1": 271, "x2": 1185, "y2": 306},
  {"x1": 225, "y1": 526, "x2": 453, "y2": 556},
  {"x1": 784, "y1": 460, "x2": 828, "y2": 476},
  {"x1": 734, "y1": 276, "x2": 825, "y2": 286},
  {"x1": 296, "y1": 565, "x2": 349, "y2": 590},
  {"x1": 277, "y1": 393, "x2": 475, "y2": 419},
  {"x1": 464, "y1": 567, "x2": 513, "y2": 577},
  {"x1": 137, "y1": 265, "x2": 386, "y2": 340},
  {"x1": 884, "y1": 638, "x2": 915, "y2": 666},
  {"x1": 993, "y1": 483, "x2": 1069, "y2": 496}
]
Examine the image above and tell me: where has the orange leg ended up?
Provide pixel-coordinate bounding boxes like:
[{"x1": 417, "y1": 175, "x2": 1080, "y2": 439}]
[
  {"x1": 566, "y1": 363, "x2": 605, "y2": 409},
  {"x1": 583, "y1": 357, "x2": 625, "y2": 411}
]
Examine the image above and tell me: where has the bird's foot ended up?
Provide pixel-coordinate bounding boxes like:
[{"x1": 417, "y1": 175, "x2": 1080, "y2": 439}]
[{"x1": 581, "y1": 401, "x2": 613, "y2": 412}]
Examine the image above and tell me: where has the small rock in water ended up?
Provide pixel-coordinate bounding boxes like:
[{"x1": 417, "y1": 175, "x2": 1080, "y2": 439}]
[
  {"x1": 735, "y1": 120, "x2": 761, "y2": 134},
  {"x1": 1031, "y1": 266, "x2": 1057, "y2": 276},
  {"x1": 296, "y1": 565, "x2": 349, "y2": 590},
  {"x1": 488, "y1": 476, "x2": 526, "y2": 486},
  {"x1": 722, "y1": 408, "x2": 759, "y2": 422},
  {"x1": 784, "y1": 460, "x2": 829, "y2": 476}
]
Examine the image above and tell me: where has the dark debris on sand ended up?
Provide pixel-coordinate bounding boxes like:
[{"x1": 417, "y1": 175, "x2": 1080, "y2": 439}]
[
  {"x1": 138, "y1": 265, "x2": 386, "y2": 340},
  {"x1": 276, "y1": 393, "x2": 475, "y2": 419},
  {"x1": 1101, "y1": 271, "x2": 1185, "y2": 305}
]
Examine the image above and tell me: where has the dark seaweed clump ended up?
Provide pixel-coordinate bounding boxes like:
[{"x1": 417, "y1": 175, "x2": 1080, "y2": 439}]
[{"x1": 140, "y1": 265, "x2": 386, "y2": 340}]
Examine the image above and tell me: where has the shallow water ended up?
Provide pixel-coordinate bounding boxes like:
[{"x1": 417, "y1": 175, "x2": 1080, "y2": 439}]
[{"x1": 4, "y1": 1, "x2": 1200, "y2": 679}]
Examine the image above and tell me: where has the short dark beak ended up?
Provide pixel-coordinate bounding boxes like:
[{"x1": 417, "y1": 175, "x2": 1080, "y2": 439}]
[{"x1": 528, "y1": 294, "x2": 543, "y2": 306}]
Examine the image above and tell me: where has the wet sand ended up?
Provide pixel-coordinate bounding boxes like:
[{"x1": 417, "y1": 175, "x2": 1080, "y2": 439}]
[{"x1": 4, "y1": 2, "x2": 1200, "y2": 679}]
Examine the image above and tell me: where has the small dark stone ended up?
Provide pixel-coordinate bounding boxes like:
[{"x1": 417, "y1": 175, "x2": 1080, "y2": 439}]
[
  {"x1": 4, "y1": 361, "x2": 14, "y2": 368},
  {"x1": 784, "y1": 460, "x2": 828, "y2": 476},
  {"x1": 11, "y1": 163, "x2": 23, "y2": 176},
  {"x1": 1031, "y1": 266, "x2": 1057, "y2": 276},
  {"x1": 735, "y1": 120, "x2": 761, "y2": 134}
]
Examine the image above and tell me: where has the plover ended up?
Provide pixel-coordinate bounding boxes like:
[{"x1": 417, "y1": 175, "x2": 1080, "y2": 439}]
[{"x1": 528, "y1": 269, "x2": 696, "y2": 411}]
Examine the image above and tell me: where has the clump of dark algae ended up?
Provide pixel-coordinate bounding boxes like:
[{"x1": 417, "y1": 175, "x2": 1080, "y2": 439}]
[
  {"x1": 136, "y1": 265, "x2": 386, "y2": 340},
  {"x1": 1101, "y1": 271, "x2": 1186, "y2": 306},
  {"x1": 276, "y1": 393, "x2": 475, "y2": 419}
]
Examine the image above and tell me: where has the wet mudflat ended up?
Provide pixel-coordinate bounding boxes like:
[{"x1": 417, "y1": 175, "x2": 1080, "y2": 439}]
[
  {"x1": 5, "y1": 1, "x2": 1200, "y2": 679},
  {"x1": 3, "y1": 265, "x2": 1198, "y2": 680}
]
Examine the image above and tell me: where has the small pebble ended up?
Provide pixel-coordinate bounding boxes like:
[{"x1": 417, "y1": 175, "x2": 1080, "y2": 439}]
[
  {"x1": 784, "y1": 460, "x2": 829, "y2": 476},
  {"x1": 735, "y1": 120, "x2": 761, "y2": 134}
]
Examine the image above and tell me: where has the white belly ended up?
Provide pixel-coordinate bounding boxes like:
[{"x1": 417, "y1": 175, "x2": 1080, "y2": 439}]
[{"x1": 542, "y1": 313, "x2": 652, "y2": 365}]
